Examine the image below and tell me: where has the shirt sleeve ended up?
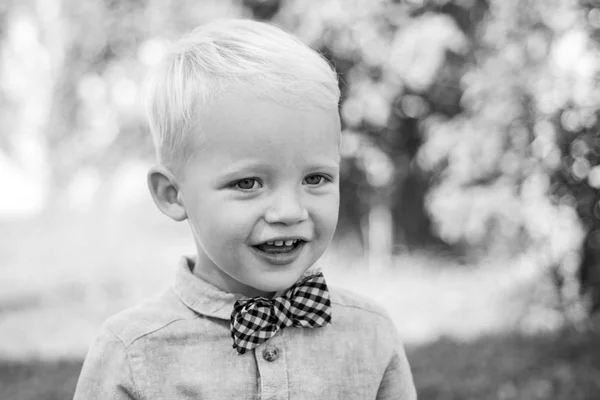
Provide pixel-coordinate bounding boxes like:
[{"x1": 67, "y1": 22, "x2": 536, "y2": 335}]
[
  {"x1": 73, "y1": 326, "x2": 138, "y2": 400},
  {"x1": 376, "y1": 322, "x2": 417, "y2": 400}
]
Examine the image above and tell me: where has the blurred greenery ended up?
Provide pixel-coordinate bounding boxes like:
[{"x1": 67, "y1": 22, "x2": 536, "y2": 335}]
[
  {"x1": 3, "y1": 0, "x2": 600, "y2": 305},
  {"x1": 2, "y1": 0, "x2": 600, "y2": 398}
]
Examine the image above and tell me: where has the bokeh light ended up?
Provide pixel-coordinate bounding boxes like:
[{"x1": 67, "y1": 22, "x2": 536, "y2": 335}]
[{"x1": 2, "y1": 1, "x2": 600, "y2": 399}]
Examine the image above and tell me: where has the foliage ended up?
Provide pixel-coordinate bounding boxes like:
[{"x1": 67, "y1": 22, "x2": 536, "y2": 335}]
[
  {"x1": 274, "y1": 0, "x2": 600, "y2": 313},
  {"x1": 413, "y1": 0, "x2": 600, "y2": 313},
  {"x1": 1, "y1": 0, "x2": 600, "y2": 310}
]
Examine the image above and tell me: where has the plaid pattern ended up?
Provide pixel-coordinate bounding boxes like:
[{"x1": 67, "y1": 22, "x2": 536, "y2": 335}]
[{"x1": 230, "y1": 273, "x2": 332, "y2": 354}]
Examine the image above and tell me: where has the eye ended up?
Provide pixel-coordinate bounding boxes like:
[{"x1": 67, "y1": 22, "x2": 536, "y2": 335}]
[
  {"x1": 304, "y1": 174, "x2": 327, "y2": 186},
  {"x1": 233, "y1": 178, "x2": 261, "y2": 190}
]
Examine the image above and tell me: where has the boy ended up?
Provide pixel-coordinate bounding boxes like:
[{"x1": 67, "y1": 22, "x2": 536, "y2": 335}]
[{"x1": 74, "y1": 18, "x2": 416, "y2": 399}]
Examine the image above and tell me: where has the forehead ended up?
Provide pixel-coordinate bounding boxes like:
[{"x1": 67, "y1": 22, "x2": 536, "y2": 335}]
[{"x1": 190, "y1": 91, "x2": 341, "y2": 166}]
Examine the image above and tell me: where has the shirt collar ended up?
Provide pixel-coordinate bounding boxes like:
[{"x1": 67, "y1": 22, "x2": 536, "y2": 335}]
[{"x1": 172, "y1": 256, "x2": 322, "y2": 321}]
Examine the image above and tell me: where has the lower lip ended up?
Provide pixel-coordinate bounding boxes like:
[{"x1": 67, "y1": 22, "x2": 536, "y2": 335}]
[{"x1": 251, "y1": 242, "x2": 305, "y2": 266}]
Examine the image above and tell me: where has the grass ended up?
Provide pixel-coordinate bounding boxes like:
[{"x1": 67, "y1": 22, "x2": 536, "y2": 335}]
[
  {"x1": 0, "y1": 360, "x2": 82, "y2": 400},
  {"x1": 2, "y1": 328, "x2": 599, "y2": 400},
  {"x1": 1, "y1": 202, "x2": 599, "y2": 399},
  {"x1": 410, "y1": 328, "x2": 600, "y2": 400}
]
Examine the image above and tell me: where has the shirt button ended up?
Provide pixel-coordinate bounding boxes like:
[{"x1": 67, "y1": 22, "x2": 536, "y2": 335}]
[{"x1": 262, "y1": 348, "x2": 279, "y2": 362}]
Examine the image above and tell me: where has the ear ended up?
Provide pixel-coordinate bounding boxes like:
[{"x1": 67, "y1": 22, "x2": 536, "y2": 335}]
[{"x1": 147, "y1": 165, "x2": 187, "y2": 222}]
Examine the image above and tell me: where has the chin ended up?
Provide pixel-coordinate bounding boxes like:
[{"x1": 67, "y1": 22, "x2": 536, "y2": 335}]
[
  {"x1": 252, "y1": 274, "x2": 304, "y2": 294},
  {"x1": 253, "y1": 281, "x2": 294, "y2": 293}
]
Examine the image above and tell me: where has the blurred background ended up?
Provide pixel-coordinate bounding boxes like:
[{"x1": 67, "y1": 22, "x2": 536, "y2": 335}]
[{"x1": 1, "y1": 0, "x2": 600, "y2": 398}]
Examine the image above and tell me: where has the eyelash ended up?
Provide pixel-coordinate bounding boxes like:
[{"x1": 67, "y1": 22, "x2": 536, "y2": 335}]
[
  {"x1": 229, "y1": 174, "x2": 332, "y2": 191},
  {"x1": 303, "y1": 174, "x2": 331, "y2": 186},
  {"x1": 231, "y1": 178, "x2": 262, "y2": 191}
]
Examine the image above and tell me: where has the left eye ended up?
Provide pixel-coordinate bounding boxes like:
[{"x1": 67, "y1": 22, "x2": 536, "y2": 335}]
[
  {"x1": 304, "y1": 175, "x2": 325, "y2": 185},
  {"x1": 234, "y1": 178, "x2": 260, "y2": 190}
]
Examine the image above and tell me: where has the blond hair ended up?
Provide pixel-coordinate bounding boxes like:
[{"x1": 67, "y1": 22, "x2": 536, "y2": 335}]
[{"x1": 145, "y1": 18, "x2": 340, "y2": 170}]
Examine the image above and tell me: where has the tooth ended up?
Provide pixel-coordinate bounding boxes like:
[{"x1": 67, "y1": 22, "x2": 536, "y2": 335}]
[
  {"x1": 284, "y1": 240, "x2": 294, "y2": 246},
  {"x1": 267, "y1": 241, "x2": 274, "y2": 245},
  {"x1": 274, "y1": 240, "x2": 284, "y2": 246}
]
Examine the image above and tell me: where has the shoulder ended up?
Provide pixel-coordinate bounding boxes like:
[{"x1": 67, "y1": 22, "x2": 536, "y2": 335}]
[
  {"x1": 329, "y1": 285, "x2": 394, "y2": 324},
  {"x1": 101, "y1": 288, "x2": 198, "y2": 347},
  {"x1": 325, "y1": 286, "x2": 406, "y2": 363}
]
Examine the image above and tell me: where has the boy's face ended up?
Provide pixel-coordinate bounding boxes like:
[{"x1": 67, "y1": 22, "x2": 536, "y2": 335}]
[{"x1": 178, "y1": 90, "x2": 340, "y2": 297}]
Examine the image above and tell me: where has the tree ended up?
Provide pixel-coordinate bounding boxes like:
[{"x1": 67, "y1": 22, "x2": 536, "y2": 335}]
[
  {"x1": 416, "y1": 0, "x2": 600, "y2": 317},
  {"x1": 2, "y1": 0, "x2": 599, "y2": 316}
]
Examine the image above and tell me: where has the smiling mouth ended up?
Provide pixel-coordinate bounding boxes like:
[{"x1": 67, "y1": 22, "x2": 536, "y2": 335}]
[{"x1": 253, "y1": 239, "x2": 304, "y2": 254}]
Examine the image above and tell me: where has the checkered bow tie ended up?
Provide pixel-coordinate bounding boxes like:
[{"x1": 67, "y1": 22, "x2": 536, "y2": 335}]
[{"x1": 230, "y1": 272, "x2": 332, "y2": 354}]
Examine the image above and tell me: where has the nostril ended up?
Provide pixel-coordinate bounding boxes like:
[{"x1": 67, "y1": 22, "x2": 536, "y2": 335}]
[{"x1": 264, "y1": 207, "x2": 308, "y2": 225}]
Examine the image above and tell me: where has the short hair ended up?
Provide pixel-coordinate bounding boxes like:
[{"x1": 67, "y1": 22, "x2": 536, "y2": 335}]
[{"x1": 145, "y1": 18, "x2": 341, "y2": 170}]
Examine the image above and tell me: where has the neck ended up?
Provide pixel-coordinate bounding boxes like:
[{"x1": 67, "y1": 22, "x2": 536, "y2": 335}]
[{"x1": 191, "y1": 252, "x2": 275, "y2": 298}]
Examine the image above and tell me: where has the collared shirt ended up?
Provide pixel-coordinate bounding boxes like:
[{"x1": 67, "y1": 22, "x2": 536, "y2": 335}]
[{"x1": 74, "y1": 257, "x2": 416, "y2": 400}]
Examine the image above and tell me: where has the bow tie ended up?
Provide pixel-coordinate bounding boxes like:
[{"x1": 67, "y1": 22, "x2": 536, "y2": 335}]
[{"x1": 230, "y1": 272, "x2": 332, "y2": 354}]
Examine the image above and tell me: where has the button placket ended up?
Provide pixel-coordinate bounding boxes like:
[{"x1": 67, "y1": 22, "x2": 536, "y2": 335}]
[
  {"x1": 263, "y1": 347, "x2": 279, "y2": 362},
  {"x1": 255, "y1": 333, "x2": 288, "y2": 399}
]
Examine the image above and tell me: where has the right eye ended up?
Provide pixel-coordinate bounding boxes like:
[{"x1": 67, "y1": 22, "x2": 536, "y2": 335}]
[{"x1": 233, "y1": 178, "x2": 261, "y2": 190}]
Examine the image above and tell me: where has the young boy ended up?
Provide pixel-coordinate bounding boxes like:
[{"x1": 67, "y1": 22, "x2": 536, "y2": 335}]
[{"x1": 74, "y1": 18, "x2": 416, "y2": 400}]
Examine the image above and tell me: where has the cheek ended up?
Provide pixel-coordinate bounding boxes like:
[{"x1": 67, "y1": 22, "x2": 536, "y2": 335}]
[
  {"x1": 313, "y1": 194, "x2": 340, "y2": 232},
  {"x1": 324, "y1": 207, "x2": 340, "y2": 233},
  {"x1": 198, "y1": 200, "x2": 260, "y2": 235}
]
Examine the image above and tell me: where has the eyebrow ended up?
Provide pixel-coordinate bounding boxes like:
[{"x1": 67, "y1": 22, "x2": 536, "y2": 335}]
[
  {"x1": 218, "y1": 159, "x2": 340, "y2": 179},
  {"x1": 217, "y1": 160, "x2": 268, "y2": 178}
]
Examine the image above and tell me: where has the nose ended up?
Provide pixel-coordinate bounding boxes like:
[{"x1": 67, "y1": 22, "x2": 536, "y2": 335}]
[{"x1": 264, "y1": 187, "x2": 308, "y2": 225}]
